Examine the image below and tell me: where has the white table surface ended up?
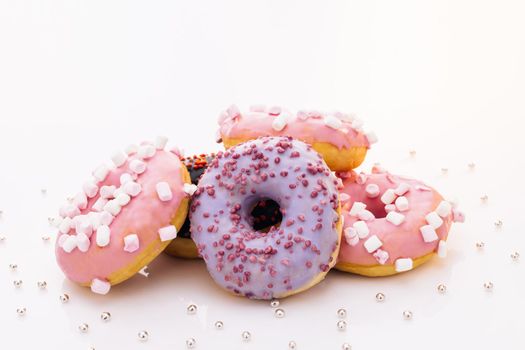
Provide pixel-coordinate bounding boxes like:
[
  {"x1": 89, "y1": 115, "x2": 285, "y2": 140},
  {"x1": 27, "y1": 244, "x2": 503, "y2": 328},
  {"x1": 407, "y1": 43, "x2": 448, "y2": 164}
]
[{"x1": 1, "y1": 1, "x2": 524, "y2": 349}]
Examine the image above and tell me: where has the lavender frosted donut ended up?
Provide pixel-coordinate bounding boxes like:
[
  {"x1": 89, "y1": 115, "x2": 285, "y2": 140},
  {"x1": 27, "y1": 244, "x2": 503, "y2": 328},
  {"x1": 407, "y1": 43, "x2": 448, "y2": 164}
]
[{"x1": 190, "y1": 136, "x2": 342, "y2": 299}]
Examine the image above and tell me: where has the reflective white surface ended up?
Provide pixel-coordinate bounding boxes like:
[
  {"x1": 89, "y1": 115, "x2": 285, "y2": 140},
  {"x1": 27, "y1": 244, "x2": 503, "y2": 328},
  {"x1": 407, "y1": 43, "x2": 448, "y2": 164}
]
[{"x1": 1, "y1": 1, "x2": 524, "y2": 349}]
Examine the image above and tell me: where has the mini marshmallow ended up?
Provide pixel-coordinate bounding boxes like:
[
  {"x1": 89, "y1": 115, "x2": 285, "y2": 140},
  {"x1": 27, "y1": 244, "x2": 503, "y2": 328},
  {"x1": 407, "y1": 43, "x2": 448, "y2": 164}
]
[
  {"x1": 365, "y1": 131, "x2": 378, "y2": 144},
  {"x1": 99, "y1": 211, "x2": 114, "y2": 226},
  {"x1": 62, "y1": 235, "x2": 78, "y2": 253},
  {"x1": 345, "y1": 234, "x2": 360, "y2": 247},
  {"x1": 129, "y1": 159, "x2": 146, "y2": 174},
  {"x1": 90, "y1": 278, "x2": 111, "y2": 295},
  {"x1": 111, "y1": 150, "x2": 127, "y2": 167},
  {"x1": 92, "y1": 197, "x2": 108, "y2": 212},
  {"x1": 100, "y1": 185, "x2": 116, "y2": 199},
  {"x1": 452, "y1": 209, "x2": 465, "y2": 223},
  {"x1": 120, "y1": 173, "x2": 133, "y2": 185},
  {"x1": 394, "y1": 183, "x2": 410, "y2": 196},
  {"x1": 183, "y1": 183, "x2": 198, "y2": 196},
  {"x1": 155, "y1": 136, "x2": 168, "y2": 150},
  {"x1": 384, "y1": 204, "x2": 396, "y2": 213},
  {"x1": 364, "y1": 235, "x2": 383, "y2": 253},
  {"x1": 73, "y1": 192, "x2": 88, "y2": 210},
  {"x1": 395, "y1": 196, "x2": 409, "y2": 212},
  {"x1": 116, "y1": 193, "x2": 131, "y2": 206},
  {"x1": 436, "y1": 201, "x2": 452, "y2": 218},
  {"x1": 123, "y1": 234, "x2": 140, "y2": 253},
  {"x1": 59, "y1": 217, "x2": 73, "y2": 234},
  {"x1": 61, "y1": 203, "x2": 80, "y2": 218},
  {"x1": 353, "y1": 221, "x2": 370, "y2": 238},
  {"x1": 103, "y1": 200, "x2": 121, "y2": 216},
  {"x1": 425, "y1": 212, "x2": 443, "y2": 229},
  {"x1": 138, "y1": 144, "x2": 156, "y2": 159},
  {"x1": 170, "y1": 146, "x2": 185, "y2": 158},
  {"x1": 158, "y1": 225, "x2": 177, "y2": 241},
  {"x1": 386, "y1": 211, "x2": 405, "y2": 226},
  {"x1": 268, "y1": 106, "x2": 281, "y2": 115},
  {"x1": 57, "y1": 234, "x2": 68, "y2": 247},
  {"x1": 420, "y1": 225, "x2": 439, "y2": 243},
  {"x1": 380, "y1": 189, "x2": 397, "y2": 205},
  {"x1": 93, "y1": 164, "x2": 110, "y2": 183},
  {"x1": 356, "y1": 173, "x2": 367, "y2": 185},
  {"x1": 349, "y1": 202, "x2": 367, "y2": 217},
  {"x1": 76, "y1": 233, "x2": 90, "y2": 252},
  {"x1": 351, "y1": 118, "x2": 364, "y2": 129},
  {"x1": 156, "y1": 182, "x2": 173, "y2": 201},
  {"x1": 51, "y1": 216, "x2": 63, "y2": 228},
  {"x1": 324, "y1": 115, "x2": 343, "y2": 130},
  {"x1": 344, "y1": 226, "x2": 358, "y2": 239},
  {"x1": 373, "y1": 249, "x2": 389, "y2": 265},
  {"x1": 272, "y1": 116, "x2": 287, "y2": 131},
  {"x1": 82, "y1": 181, "x2": 99, "y2": 198},
  {"x1": 365, "y1": 184, "x2": 380, "y2": 198},
  {"x1": 124, "y1": 181, "x2": 142, "y2": 197},
  {"x1": 87, "y1": 212, "x2": 102, "y2": 229},
  {"x1": 125, "y1": 144, "x2": 139, "y2": 155},
  {"x1": 75, "y1": 219, "x2": 93, "y2": 237},
  {"x1": 357, "y1": 209, "x2": 375, "y2": 222},
  {"x1": 437, "y1": 240, "x2": 447, "y2": 258},
  {"x1": 297, "y1": 110, "x2": 309, "y2": 121},
  {"x1": 96, "y1": 225, "x2": 111, "y2": 247},
  {"x1": 395, "y1": 258, "x2": 413, "y2": 272},
  {"x1": 339, "y1": 193, "x2": 351, "y2": 203}
]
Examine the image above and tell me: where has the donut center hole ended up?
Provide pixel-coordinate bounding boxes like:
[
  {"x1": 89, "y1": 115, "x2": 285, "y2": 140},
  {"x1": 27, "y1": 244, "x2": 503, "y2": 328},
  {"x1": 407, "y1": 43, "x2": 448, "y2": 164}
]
[
  {"x1": 363, "y1": 200, "x2": 387, "y2": 219},
  {"x1": 250, "y1": 199, "x2": 282, "y2": 232}
]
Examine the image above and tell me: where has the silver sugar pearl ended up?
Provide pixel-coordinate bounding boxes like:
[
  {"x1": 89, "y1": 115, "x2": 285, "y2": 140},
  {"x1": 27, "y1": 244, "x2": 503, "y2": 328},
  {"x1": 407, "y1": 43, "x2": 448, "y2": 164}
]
[
  {"x1": 511, "y1": 252, "x2": 520, "y2": 261},
  {"x1": 337, "y1": 308, "x2": 347, "y2": 319},
  {"x1": 288, "y1": 340, "x2": 297, "y2": 349},
  {"x1": 375, "y1": 292, "x2": 385, "y2": 302},
  {"x1": 403, "y1": 310, "x2": 413, "y2": 320},
  {"x1": 17, "y1": 307, "x2": 26, "y2": 316},
  {"x1": 484, "y1": 281, "x2": 494, "y2": 291},
  {"x1": 214, "y1": 320, "x2": 224, "y2": 330},
  {"x1": 187, "y1": 304, "x2": 197, "y2": 315},
  {"x1": 138, "y1": 330, "x2": 149, "y2": 342},
  {"x1": 441, "y1": 168, "x2": 448, "y2": 175},
  {"x1": 494, "y1": 220, "x2": 503, "y2": 228},
  {"x1": 468, "y1": 162, "x2": 476, "y2": 170},
  {"x1": 13, "y1": 280, "x2": 23, "y2": 288},
  {"x1": 270, "y1": 299, "x2": 280, "y2": 308},
  {"x1": 336, "y1": 320, "x2": 347, "y2": 331},
  {"x1": 9, "y1": 263, "x2": 18, "y2": 271},
  {"x1": 274, "y1": 308, "x2": 285, "y2": 318},
  {"x1": 0, "y1": 235, "x2": 5, "y2": 242},
  {"x1": 342, "y1": 343, "x2": 352, "y2": 350},
  {"x1": 409, "y1": 150, "x2": 416, "y2": 157},
  {"x1": 186, "y1": 337, "x2": 196, "y2": 349},
  {"x1": 476, "y1": 241, "x2": 485, "y2": 249},
  {"x1": 480, "y1": 195, "x2": 488, "y2": 203},
  {"x1": 241, "y1": 331, "x2": 251, "y2": 341},
  {"x1": 100, "y1": 311, "x2": 111, "y2": 322},
  {"x1": 41, "y1": 188, "x2": 47, "y2": 195},
  {"x1": 437, "y1": 284, "x2": 447, "y2": 294},
  {"x1": 59, "y1": 293, "x2": 70, "y2": 303},
  {"x1": 78, "y1": 323, "x2": 89, "y2": 333},
  {"x1": 37, "y1": 281, "x2": 47, "y2": 289},
  {"x1": 41, "y1": 235, "x2": 50, "y2": 242}
]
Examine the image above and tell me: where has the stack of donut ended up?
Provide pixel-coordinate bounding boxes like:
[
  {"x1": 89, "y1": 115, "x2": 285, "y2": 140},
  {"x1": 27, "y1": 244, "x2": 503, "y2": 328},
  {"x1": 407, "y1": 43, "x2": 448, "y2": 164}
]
[{"x1": 54, "y1": 105, "x2": 464, "y2": 299}]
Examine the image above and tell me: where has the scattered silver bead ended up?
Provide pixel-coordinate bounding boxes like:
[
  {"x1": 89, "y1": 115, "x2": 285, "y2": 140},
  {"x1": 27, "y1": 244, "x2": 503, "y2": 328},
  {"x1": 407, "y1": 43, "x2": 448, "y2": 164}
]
[
  {"x1": 41, "y1": 188, "x2": 47, "y2": 195},
  {"x1": 494, "y1": 220, "x2": 503, "y2": 228},
  {"x1": 47, "y1": 217, "x2": 54, "y2": 225},
  {"x1": 437, "y1": 284, "x2": 447, "y2": 294},
  {"x1": 270, "y1": 299, "x2": 280, "y2": 308},
  {"x1": 274, "y1": 308, "x2": 285, "y2": 318},
  {"x1": 337, "y1": 308, "x2": 347, "y2": 319},
  {"x1": 59, "y1": 293, "x2": 70, "y2": 303},
  {"x1": 100, "y1": 312, "x2": 111, "y2": 322},
  {"x1": 375, "y1": 292, "x2": 385, "y2": 302},
  {"x1": 336, "y1": 320, "x2": 347, "y2": 331},
  {"x1": 214, "y1": 321, "x2": 224, "y2": 330},
  {"x1": 78, "y1": 323, "x2": 89, "y2": 333},
  {"x1": 468, "y1": 162, "x2": 476, "y2": 170},
  {"x1": 0, "y1": 235, "x2": 5, "y2": 242},
  {"x1": 187, "y1": 304, "x2": 197, "y2": 315},
  {"x1": 441, "y1": 168, "x2": 448, "y2": 175},
  {"x1": 37, "y1": 281, "x2": 47, "y2": 289},
  {"x1": 480, "y1": 195, "x2": 488, "y2": 203},
  {"x1": 186, "y1": 338, "x2": 196, "y2": 349},
  {"x1": 138, "y1": 330, "x2": 149, "y2": 342},
  {"x1": 241, "y1": 331, "x2": 251, "y2": 342},
  {"x1": 409, "y1": 150, "x2": 416, "y2": 157},
  {"x1": 342, "y1": 343, "x2": 352, "y2": 350},
  {"x1": 9, "y1": 263, "x2": 18, "y2": 271},
  {"x1": 288, "y1": 340, "x2": 297, "y2": 349},
  {"x1": 484, "y1": 281, "x2": 494, "y2": 291},
  {"x1": 403, "y1": 310, "x2": 413, "y2": 320},
  {"x1": 13, "y1": 280, "x2": 23, "y2": 288},
  {"x1": 17, "y1": 307, "x2": 26, "y2": 316},
  {"x1": 41, "y1": 235, "x2": 50, "y2": 242},
  {"x1": 511, "y1": 252, "x2": 520, "y2": 261},
  {"x1": 476, "y1": 241, "x2": 485, "y2": 249}
]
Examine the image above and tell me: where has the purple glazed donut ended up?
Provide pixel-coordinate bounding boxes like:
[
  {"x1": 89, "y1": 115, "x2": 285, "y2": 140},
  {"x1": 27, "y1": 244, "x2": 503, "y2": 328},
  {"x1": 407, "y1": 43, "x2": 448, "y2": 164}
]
[{"x1": 190, "y1": 136, "x2": 342, "y2": 299}]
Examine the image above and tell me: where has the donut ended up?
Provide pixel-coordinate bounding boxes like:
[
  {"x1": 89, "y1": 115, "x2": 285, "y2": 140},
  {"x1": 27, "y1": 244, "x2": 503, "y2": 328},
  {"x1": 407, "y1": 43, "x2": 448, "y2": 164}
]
[
  {"x1": 217, "y1": 105, "x2": 377, "y2": 171},
  {"x1": 165, "y1": 153, "x2": 283, "y2": 259},
  {"x1": 54, "y1": 138, "x2": 191, "y2": 294},
  {"x1": 190, "y1": 136, "x2": 342, "y2": 299},
  {"x1": 335, "y1": 167, "x2": 465, "y2": 277}
]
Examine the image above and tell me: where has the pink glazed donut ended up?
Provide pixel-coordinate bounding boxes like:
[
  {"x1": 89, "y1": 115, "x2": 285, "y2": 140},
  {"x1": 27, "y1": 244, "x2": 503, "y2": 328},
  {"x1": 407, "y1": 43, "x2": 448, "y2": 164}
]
[
  {"x1": 54, "y1": 138, "x2": 191, "y2": 294},
  {"x1": 335, "y1": 167, "x2": 465, "y2": 276},
  {"x1": 190, "y1": 136, "x2": 342, "y2": 299}
]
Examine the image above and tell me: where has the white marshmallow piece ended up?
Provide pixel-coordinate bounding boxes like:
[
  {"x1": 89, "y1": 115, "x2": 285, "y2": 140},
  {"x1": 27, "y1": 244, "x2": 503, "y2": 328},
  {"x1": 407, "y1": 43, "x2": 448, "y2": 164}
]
[
  {"x1": 57, "y1": 234, "x2": 68, "y2": 247},
  {"x1": 363, "y1": 235, "x2": 383, "y2": 253},
  {"x1": 395, "y1": 258, "x2": 413, "y2": 272},
  {"x1": 129, "y1": 159, "x2": 146, "y2": 174},
  {"x1": 124, "y1": 181, "x2": 142, "y2": 197},
  {"x1": 156, "y1": 182, "x2": 173, "y2": 202},
  {"x1": 353, "y1": 220, "x2": 370, "y2": 238},
  {"x1": 100, "y1": 185, "x2": 116, "y2": 199},
  {"x1": 386, "y1": 211, "x2": 405, "y2": 226},
  {"x1": 125, "y1": 144, "x2": 138, "y2": 155},
  {"x1": 365, "y1": 183, "x2": 380, "y2": 198},
  {"x1": 365, "y1": 131, "x2": 378, "y2": 144},
  {"x1": 138, "y1": 144, "x2": 156, "y2": 159},
  {"x1": 425, "y1": 211, "x2": 444, "y2": 229},
  {"x1": 92, "y1": 197, "x2": 108, "y2": 212},
  {"x1": 82, "y1": 181, "x2": 99, "y2": 199},
  {"x1": 87, "y1": 212, "x2": 102, "y2": 229},
  {"x1": 111, "y1": 150, "x2": 127, "y2": 168},
  {"x1": 116, "y1": 193, "x2": 131, "y2": 206},
  {"x1": 155, "y1": 136, "x2": 168, "y2": 150},
  {"x1": 384, "y1": 204, "x2": 396, "y2": 213},
  {"x1": 339, "y1": 193, "x2": 350, "y2": 203},
  {"x1": 103, "y1": 200, "x2": 121, "y2": 216},
  {"x1": 436, "y1": 201, "x2": 452, "y2": 218},
  {"x1": 59, "y1": 217, "x2": 73, "y2": 234},
  {"x1": 349, "y1": 202, "x2": 367, "y2": 217},
  {"x1": 324, "y1": 115, "x2": 343, "y2": 130},
  {"x1": 394, "y1": 183, "x2": 410, "y2": 196},
  {"x1": 93, "y1": 164, "x2": 110, "y2": 183},
  {"x1": 96, "y1": 225, "x2": 111, "y2": 247},
  {"x1": 420, "y1": 225, "x2": 439, "y2": 243},
  {"x1": 380, "y1": 189, "x2": 397, "y2": 205},
  {"x1": 90, "y1": 278, "x2": 111, "y2": 295},
  {"x1": 395, "y1": 196, "x2": 409, "y2": 212},
  {"x1": 123, "y1": 234, "x2": 140, "y2": 253},
  {"x1": 357, "y1": 209, "x2": 375, "y2": 221},
  {"x1": 437, "y1": 240, "x2": 447, "y2": 258},
  {"x1": 62, "y1": 235, "x2": 78, "y2": 253},
  {"x1": 120, "y1": 173, "x2": 133, "y2": 185},
  {"x1": 272, "y1": 116, "x2": 287, "y2": 131},
  {"x1": 351, "y1": 118, "x2": 364, "y2": 130},
  {"x1": 373, "y1": 249, "x2": 389, "y2": 265},
  {"x1": 76, "y1": 233, "x2": 90, "y2": 253},
  {"x1": 158, "y1": 225, "x2": 177, "y2": 241},
  {"x1": 75, "y1": 219, "x2": 93, "y2": 237},
  {"x1": 183, "y1": 183, "x2": 198, "y2": 196},
  {"x1": 99, "y1": 211, "x2": 114, "y2": 226},
  {"x1": 73, "y1": 192, "x2": 88, "y2": 210},
  {"x1": 61, "y1": 203, "x2": 80, "y2": 218},
  {"x1": 344, "y1": 226, "x2": 358, "y2": 240}
]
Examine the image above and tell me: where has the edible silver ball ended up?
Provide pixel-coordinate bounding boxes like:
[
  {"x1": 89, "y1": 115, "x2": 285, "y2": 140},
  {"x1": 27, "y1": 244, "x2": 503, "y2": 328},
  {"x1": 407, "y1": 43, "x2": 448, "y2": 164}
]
[
  {"x1": 9, "y1": 263, "x2": 17, "y2": 271},
  {"x1": 342, "y1": 343, "x2": 352, "y2": 350},
  {"x1": 16, "y1": 307, "x2": 26, "y2": 316},
  {"x1": 375, "y1": 292, "x2": 385, "y2": 302},
  {"x1": 214, "y1": 321, "x2": 224, "y2": 330},
  {"x1": 337, "y1": 320, "x2": 347, "y2": 331},
  {"x1": 403, "y1": 310, "x2": 413, "y2": 320},
  {"x1": 270, "y1": 299, "x2": 280, "y2": 308},
  {"x1": 288, "y1": 340, "x2": 297, "y2": 349},
  {"x1": 437, "y1": 284, "x2": 447, "y2": 294},
  {"x1": 59, "y1": 293, "x2": 70, "y2": 303},
  {"x1": 484, "y1": 281, "x2": 494, "y2": 291},
  {"x1": 241, "y1": 331, "x2": 251, "y2": 341},
  {"x1": 476, "y1": 241, "x2": 485, "y2": 249},
  {"x1": 186, "y1": 338, "x2": 196, "y2": 349},
  {"x1": 100, "y1": 312, "x2": 111, "y2": 322},
  {"x1": 494, "y1": 220, "x2": 503, "y2": 228},
  {"x1": 274, "y1": 308, "x2": 285, "y2": 318},
  {"x1": 138, "y1": 330, "x2": 149, "y2": 341},
  {"x1": 187, "y1": 304, "x2": 197, "y2": 315},
  {"x1": 13, "y1": 280, "x2": 22, "y2": 288},
  {"x1": 511, "y1": 252, "x2": 520, "y2": 261},
  {"x1": 78, "y1": 323, "x2": 89, "y2": 333},
  {"x1": 337, "y1": 308, "x2": 347, "y2": 319},
  {"x1": 37, "y1": 281, "x2": 47, "y2": 289}
]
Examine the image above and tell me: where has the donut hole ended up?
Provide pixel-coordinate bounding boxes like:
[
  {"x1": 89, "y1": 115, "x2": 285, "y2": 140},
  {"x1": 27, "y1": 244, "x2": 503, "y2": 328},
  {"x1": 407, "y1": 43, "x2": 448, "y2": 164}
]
[
  {"x1": 250, "y1": 199, "x2": 283, "y2": 232},
  {"x1": 365, "y1": 200, "x2": 387, "y2": 219}
]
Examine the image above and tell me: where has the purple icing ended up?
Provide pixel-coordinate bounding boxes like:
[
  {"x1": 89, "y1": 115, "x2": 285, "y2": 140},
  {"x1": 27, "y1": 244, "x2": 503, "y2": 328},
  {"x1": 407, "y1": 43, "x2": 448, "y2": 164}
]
[{"x1": 190, "y1": 136, "x2": 340, "y2": 299}]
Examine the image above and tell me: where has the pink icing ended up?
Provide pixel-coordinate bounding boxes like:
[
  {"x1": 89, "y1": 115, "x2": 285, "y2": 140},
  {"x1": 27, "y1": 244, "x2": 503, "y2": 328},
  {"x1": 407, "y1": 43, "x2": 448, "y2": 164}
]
[
  {"x1": 218, "y1": 105, "x2": 370, "y2": 150},
  {"x1": 338, "y1": 170, "x2": 457, "y2": 267},
  {"x1": 55, "y1": 148, "x2": 187, "y2": 286}
]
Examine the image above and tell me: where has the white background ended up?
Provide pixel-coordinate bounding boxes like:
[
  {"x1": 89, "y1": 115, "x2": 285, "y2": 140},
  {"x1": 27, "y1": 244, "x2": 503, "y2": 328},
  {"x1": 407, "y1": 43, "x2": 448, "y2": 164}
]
[{"x1": 1, "y1": 1, "x2": 524, "y2": 349}]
